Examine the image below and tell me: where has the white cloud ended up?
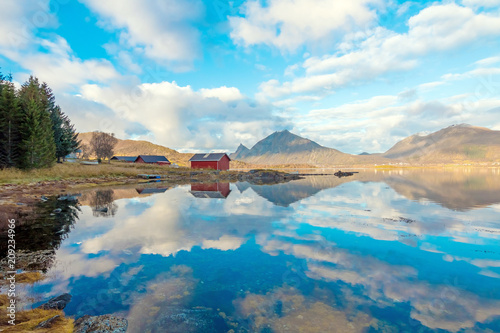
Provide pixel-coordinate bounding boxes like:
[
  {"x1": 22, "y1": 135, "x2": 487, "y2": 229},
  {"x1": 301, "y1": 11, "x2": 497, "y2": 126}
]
[
  {"x1": 229, "y1": 0, "x2": 382, "y2": 52},
  {"x1": 259, "y1": 3, "x2": 500, "y2": 99},
  {"x1": 82, "y1": 0, "x2": 204, "y2": 70},
  {"x1": 0, "y1": 2, "x2": 125, "y2": 93},
  {"x1": 474, "y1": 56, "x2": 500, "y2": 67},
  {"x1": 57, "y1": 94, "x2": 137, "y2": 139},
  {"x1": 462, "y1": 0, "x2": 500, "y2": 8},
  {"x1": 441, "y1": 65, "x2": 500, "y2": 84},
  {"x1": 0, "y1": 0, "x2": 58, "y2": 50},
  {"x1": 16, "y1": 36, "x2": 120, "y2": 91},
  {"x1": 79, "y1": 81, "x2": 287, "y2": 150},
  {"x1": 396, "y1": 1, "x2": 415, "y2": 16},
  {"x1": 0, "y1": 16, "x2": 121, "y2": 92},
  {"x1": 200, "y1": 86, "x2": 245, "y2": 102},
  {"x1": 418, "y1": 81, "x2": 445, "y2": 90},
  {"x1": 294, "y1": 89, "x2": 500, "y2": 153}
]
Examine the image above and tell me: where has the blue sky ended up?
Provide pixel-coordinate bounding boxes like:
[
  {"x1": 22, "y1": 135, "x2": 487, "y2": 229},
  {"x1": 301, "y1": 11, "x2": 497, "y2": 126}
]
[{"x1": 1, "y1": 0, "x2": 499, "y2": 153}]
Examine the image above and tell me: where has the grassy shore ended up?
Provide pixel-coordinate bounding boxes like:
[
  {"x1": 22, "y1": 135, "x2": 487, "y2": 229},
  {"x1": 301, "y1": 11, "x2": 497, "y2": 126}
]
[
  {"x1": 1, "y1": 161, "x2": 497, "y2": 186},
  {"x1": 0, "y1": 162, "x2": 197, "y2": 185}
]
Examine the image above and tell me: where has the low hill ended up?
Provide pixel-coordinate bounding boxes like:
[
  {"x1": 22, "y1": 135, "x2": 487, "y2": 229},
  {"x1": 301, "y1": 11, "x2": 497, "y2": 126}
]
[
  {"x1": 77, "y1": 132, "x2": 193, "y2": 166},
  {"x1": 383, "y1": 124, "x2": 500, "y2": 163}
]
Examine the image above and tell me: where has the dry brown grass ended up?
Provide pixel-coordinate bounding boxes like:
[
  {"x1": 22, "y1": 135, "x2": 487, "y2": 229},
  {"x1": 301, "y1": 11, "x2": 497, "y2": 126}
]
[
  {"x1": 0, "y1": 162, "x2": 193, "y2": 185},
  {"x1": 0, "y1": 294, "x2": 74, "y2": 332},
  {"x1": 15, "y1": 272, "x2": 45, "y2": 284}
]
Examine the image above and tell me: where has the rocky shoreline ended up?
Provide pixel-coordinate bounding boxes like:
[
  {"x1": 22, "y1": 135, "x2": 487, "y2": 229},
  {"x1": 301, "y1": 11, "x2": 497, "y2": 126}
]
[
  {"x1": 0, "y1": 169, "x2": 302, "y2": 220},
  {"x1": 30, "y1": 293, "x2": 128, "y2": 332}
]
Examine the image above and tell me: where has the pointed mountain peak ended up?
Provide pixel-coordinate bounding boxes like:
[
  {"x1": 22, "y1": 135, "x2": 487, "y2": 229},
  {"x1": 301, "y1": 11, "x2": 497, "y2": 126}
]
[
  {"x1": 244, "y1": 129, "x2": 326, "y2": 157},
  {"x1": 450, "y1": 123, "x2": 472, "y2": 128},
  {"x1": 270, "y1": 129, "x2": 300, "y2": 139},
  {"x1": 230, "y1": 143, "x2": 250, "y2": 160}
]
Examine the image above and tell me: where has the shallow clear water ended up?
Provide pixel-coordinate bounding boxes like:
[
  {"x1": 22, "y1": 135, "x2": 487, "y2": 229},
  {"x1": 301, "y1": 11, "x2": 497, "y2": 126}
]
[{"x1": 20, "y1": 169, "x2": 500, "y2": 332}]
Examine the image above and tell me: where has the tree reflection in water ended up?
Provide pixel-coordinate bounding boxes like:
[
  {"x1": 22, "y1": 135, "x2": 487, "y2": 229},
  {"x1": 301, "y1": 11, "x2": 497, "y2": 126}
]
[
  {"x1": 89, "y1": 189, "x2": 118, "y2": 217},
  {"x1": 0, "y1": 195, "x2": 80, "y2": 272}
]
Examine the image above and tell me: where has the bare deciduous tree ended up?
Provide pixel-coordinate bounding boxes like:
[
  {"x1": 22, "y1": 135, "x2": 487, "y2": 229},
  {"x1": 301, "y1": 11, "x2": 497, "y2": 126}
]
[{"x1": 90, "y1": 131, "x2": 117, "y2": 163}]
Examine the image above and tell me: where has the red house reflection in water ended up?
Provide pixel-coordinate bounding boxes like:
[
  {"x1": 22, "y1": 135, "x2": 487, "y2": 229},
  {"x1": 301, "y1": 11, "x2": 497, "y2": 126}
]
[{"x1": 190, "y1": 182, "x2": 231, "y2": 199}]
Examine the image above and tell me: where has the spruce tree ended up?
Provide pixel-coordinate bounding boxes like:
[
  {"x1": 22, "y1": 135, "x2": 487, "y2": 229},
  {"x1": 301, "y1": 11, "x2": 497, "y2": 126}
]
[
  {"x1": 49, "y1": 105, "x2": 80, "y2": 162},
  {"x1": 42, "y1": 83, "x2": 80, "y2": 162},
  {"x1": 0, "y1": 81, "x2": 21, "y2": 168},
  {"x1": 60, "y1": 113, "x2": 80, "y2": 160},
  {"x1": 18, "y1": 76, "x2": 56, "y2": 169}
]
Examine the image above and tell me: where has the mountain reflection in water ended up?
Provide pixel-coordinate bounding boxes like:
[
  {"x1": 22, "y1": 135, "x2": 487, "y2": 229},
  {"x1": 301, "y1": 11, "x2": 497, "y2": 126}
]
[{"x1": 15, "y1": 169, "x2": 500, "y2": 332}]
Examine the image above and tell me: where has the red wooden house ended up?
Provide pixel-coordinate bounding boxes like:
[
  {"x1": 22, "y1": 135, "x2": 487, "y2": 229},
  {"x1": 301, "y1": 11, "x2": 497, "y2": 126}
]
[
  {"x1": 189, "y1": 153, "x2": 230, "y2": 171},
  {"x1": 135, "y1": 155, "x2": 171, "y2": 165}
]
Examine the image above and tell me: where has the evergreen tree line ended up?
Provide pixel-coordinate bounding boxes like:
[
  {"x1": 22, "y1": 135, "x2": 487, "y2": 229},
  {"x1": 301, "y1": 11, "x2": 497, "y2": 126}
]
[{"x1": 0, "y1": 70, "x2": 80, "y2": 169}]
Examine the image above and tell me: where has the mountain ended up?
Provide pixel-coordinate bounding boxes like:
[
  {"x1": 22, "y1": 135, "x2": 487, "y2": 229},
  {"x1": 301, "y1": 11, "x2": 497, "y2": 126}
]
[
  {"x1": 382, "y1": 124, "x2": 500, "y2": 163},
  {"x1": 230, "y1": 143, "x2": 250, "y2": 160},
  {"x1": 232, "y1": 125, "x2": 500, "y2": 166},
  {"x1": 77, "y1": 132, "x2": 193, "y2": 166},
  {"x1": 233, "y1": 130, "x2": 388, "y2": 165},
  {"x1": 245, "y1": 130, "x2": 325, "y2": 156}
]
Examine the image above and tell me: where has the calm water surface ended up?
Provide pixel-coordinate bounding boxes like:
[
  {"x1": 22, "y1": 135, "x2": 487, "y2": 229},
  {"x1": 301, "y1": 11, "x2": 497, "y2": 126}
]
[{"x1": 16, "y1": 169, "x2": 500, "y2": 332}]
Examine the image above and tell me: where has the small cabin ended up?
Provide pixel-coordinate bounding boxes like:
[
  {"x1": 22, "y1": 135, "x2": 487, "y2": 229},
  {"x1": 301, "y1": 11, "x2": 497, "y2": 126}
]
[
  {"x1": 135, "y1": 155, "x2": 171, "y2": 165},
  {"x1": 189, "y1": 153, "x2": 230, "y2": 171},
  {"x1": 111, "y1": 156, "x2": 136, "y2": 162}
]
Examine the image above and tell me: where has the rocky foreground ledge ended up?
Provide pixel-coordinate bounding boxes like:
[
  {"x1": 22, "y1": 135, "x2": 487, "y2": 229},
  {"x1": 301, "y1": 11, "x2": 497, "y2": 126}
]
[{"x1": 32, "y1": 293, "x2": 128, "y2": 332}]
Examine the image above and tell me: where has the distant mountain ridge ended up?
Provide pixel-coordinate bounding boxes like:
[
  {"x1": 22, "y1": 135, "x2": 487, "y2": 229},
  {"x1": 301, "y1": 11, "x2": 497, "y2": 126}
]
[
  {"x1": 382, "y1": 124, "x2": 500, "y2": 162},
  {"x1": 230, "y1": 129, "x2": 388, "y2": 165},
  {"x1": 79, "y1": 123, "x2": 500, "y2": 168},
  {"x1": 231, "y1": 124, "x2": 500, "y2": 165}
]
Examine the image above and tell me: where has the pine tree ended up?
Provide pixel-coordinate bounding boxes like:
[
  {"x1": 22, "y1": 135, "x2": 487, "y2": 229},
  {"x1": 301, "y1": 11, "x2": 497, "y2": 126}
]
[
  {"x1": 60, "y1": 113, "x2": 80, "y2": 159},
  {"x1": 50, "y1": 105, "x2": 80, "y2": 162},
  {"x1": 18, "y1": 76, "x2": 56, "y2": 169},
  {"x1": 42, "y1": 83, "x2": 80, "y2": 162},
  {"x1": 0, "y1": 81, "x2": 21, "y2": 168}
]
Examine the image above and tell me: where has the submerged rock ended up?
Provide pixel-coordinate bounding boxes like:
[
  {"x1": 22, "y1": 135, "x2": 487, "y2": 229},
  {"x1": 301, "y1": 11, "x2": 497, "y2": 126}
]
[
  {"x1": 37, "y1": 293, "x2": 72, "y2": 310},
  {"x1": 74, "y1": 314, "x2": 128, "y2": 333},
  {"x1": 0, "y1": 249, "x2": 55, "y2": 272},
  {"x1": 149, "y1": 307, "x2": 227, "y2": 333}
]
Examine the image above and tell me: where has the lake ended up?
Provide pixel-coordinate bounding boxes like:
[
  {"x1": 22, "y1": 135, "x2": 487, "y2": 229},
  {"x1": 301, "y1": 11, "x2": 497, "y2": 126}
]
[{"x1": 10, "y1": 168, "x2": 500, "y2": 332}]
